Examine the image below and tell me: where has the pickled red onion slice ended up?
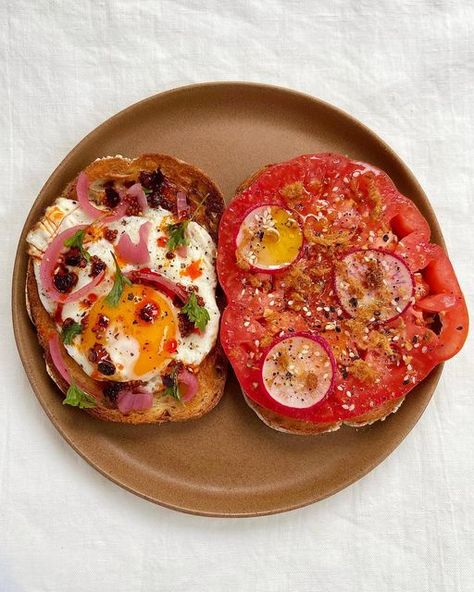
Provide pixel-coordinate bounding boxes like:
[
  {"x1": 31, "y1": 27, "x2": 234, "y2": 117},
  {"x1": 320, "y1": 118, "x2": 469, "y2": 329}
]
[
  {"x1": 116, "y1": 221, "x2": 151, "y2": 264},
  {"x1": 176, "y1": 191, "x2": 189, "y2": 219},
  {"x1": 126, "y1": 269, "x2": 188, "y2": 302},
  {"x1": 117, "y1": 388, "x2": 153, "y2": 414},
  {"x1": 48, "y1": 333, "x2": 71, "y2": 384},
  {"x1": 77, "y1": 171, "x2": 127, "y2": 222},
  {"x1": 40, "y1": 224, "x2": 87, "y2": 301},
  {"x1": 127, "y1": 183, "x2": 148, "y2": 212},
  {"x1": 177, "y1": 367, "x2": 198, "y2": 401}
]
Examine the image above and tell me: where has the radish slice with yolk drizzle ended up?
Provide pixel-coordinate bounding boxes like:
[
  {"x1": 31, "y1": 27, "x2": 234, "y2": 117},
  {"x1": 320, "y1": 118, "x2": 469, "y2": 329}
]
[
  {"x1": 260, "y1": 333, "x2": 335, "y2": 409},
  {"x1": 235, "y1": 204, "x2": 303, "y2": 272},
  {"x1": 334, "y1": 249, "x2": 414, "y2": 323}
]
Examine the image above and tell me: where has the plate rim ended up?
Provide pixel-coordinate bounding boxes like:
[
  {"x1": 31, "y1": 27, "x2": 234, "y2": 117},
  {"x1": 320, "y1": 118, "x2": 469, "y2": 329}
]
[{"x1": 12, "y1": 81, "x2": 444, "y2": 517}]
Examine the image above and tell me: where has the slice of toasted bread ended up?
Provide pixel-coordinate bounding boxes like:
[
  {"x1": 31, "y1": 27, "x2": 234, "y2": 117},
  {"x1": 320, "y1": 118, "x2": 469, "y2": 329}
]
[
  {"x1": 26, "y1": 154, "x2": 227, "y2": 424},
  {"x1": 243, "y1": 393, "x2": 405, "y2": 435},
  {"x1": 235, "y1": 167, "x2": 405, "y2": 436}
]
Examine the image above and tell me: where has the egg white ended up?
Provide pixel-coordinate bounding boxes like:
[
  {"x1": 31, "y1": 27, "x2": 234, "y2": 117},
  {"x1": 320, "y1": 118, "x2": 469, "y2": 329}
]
[{"x1": 27, "y1": 197, "x2": 220, "y2": 383}]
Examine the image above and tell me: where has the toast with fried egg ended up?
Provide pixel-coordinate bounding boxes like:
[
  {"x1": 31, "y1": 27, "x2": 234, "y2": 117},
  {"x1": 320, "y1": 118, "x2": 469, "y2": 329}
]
[{"x1": 26, "y1": 154, "x2": 226, "y2": 424}]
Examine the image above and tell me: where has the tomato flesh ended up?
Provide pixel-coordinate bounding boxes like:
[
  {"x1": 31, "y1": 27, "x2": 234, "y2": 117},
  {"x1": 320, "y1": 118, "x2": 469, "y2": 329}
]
[{"x1": 217, "y1": 153, "x2": 468, "y2": 423}]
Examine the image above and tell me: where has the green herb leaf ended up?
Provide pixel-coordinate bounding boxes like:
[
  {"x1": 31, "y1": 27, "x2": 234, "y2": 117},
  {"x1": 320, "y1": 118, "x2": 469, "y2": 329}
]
[
  {"x1": 143, "y1": 187, "x2": 153, "y2": 196},
  {"x1": 61, "y1": 322, "x2": 82, "y2": 345},
  {"x1": 166, "y1": 221, "x2": 189, "y2": 251},
  {"x1": 64, "y1": 229, "x2": 91, "y2": 262},
  {"x1": 182, "y1": 292, "x2": 210, "y2": 332},
  {"x1": 188, "y1": 192, "x2": 209, "y2": 222},
  {"x1": 63, "y1": 384, "x2": 97, "y2": 409},
  {"x1": 163, "y1": 368, "x2": 181, "y2": 401},
  {"x1": 105, "y1": 252, "x2": 132, "y2": 307}
]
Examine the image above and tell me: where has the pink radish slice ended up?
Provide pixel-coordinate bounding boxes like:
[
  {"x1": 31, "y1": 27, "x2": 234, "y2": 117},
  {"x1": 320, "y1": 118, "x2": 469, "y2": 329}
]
[
  {"x1": 334, "y1": 249, "x2": 414, "y2": 323},
  {"x1": 235, "y1": 204, "x2": 303, "y2": 272},
  {"x1": 260, "y1": 333, "x2": 335, "y2": 409}
]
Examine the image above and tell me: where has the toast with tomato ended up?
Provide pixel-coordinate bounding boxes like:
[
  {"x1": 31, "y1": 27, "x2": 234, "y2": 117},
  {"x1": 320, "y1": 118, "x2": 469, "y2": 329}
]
[
  {"x1": 26, "y1": 154, "x2": 227, "y2": 424},
  {"x1": 217, "y1": 154, "x2": 468, "y2": 435}
]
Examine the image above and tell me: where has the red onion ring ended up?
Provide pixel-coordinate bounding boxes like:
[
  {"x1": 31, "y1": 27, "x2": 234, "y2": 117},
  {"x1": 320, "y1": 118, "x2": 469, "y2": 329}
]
[
  {"x1": 176, "y1": 191, "x2": 189, "y2": 219},
  {"x1": 177, "y1": 367, "x2": 198, "y2": 401},
  {"x1": 127, "y1": 183, "x2": 148, "y2": 212},
  {"x1": 48, "y1": 334, "x2": 71, "y2": 384},
  {"x1": 126, "y1": 268, "x2": 188, "y2": 302},
  {"x1": 116, "y1": 221, "x2": 151, "y2": 264}
]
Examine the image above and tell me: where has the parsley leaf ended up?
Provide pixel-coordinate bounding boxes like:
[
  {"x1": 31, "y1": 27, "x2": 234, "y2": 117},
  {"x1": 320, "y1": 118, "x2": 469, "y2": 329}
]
[
  {"x1": 61, "y1": 322, "x2": 82, "y2": 345},
  {"x1": 163, "y1": 368, "x2": 181, "y2": 401},
  {"x1": 64, "y1": 229, "x2": 91, "y2": 262},
  {"x1": 105, "y1": 252, "x2": 132, "y2": 307},
  {"x1": 63, "y1": 384, "x2": 97, "y2": 409},
  {"x1": 165, "y1": 192, "x2": 210, "y2": 251},
  {"x1": 166, "y1": 220, "x2": 189, "y2": 251},
  {"x1": 182, "y1": 292, "x2": 210, "y2": 332}
]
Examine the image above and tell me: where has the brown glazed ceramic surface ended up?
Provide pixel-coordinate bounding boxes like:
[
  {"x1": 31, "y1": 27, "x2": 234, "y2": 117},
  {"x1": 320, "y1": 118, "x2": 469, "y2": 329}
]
[{"x1": 12, "y1": 83, "x2": 443, "y2": 517}]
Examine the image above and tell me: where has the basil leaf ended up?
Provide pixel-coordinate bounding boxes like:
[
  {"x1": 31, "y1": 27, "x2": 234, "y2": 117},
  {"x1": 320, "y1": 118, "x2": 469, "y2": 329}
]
[{"x1": 63, "y1": 384, "x2": 97, "y2": 409}]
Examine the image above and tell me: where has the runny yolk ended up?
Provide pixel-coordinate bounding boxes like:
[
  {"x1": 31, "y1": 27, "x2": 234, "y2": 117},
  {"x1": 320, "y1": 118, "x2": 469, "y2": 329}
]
[
  {"x1": 236, "y1": 205, "x2": 303, "y2": 270},
  {"x1": 80, "y1": 284, "x2": 177, "y2": 380},
  {"x1": 180, "y1": 259, "x2": 202, "y2": 280}
]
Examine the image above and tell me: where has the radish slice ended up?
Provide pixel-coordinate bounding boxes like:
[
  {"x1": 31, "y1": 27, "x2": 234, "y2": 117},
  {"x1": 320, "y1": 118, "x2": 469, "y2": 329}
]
[
  {"x1": 49, "y1": 334, "x2": 71, "y2": 384},
  {"x1": 334, "y1": 249, "x2": 414, "y2": 322},
  {"x1": 176, "y1": 191, "x2": 189, "y2": 219},
  {"x1": 177, "y1": 367, "x2": 198, "y2": 402},
  {"x1": 116, "y1": 221, "x2": 151, "y2": 264},
  {"x1": 126, "y1": 268, "x2": 188, "y2": 302},
  {"x1": 235, "y1": 204, "x2": 303, "y2": 272},
  {"x1": 260, "y1": 333, "x2": 335, "y2": 409}
]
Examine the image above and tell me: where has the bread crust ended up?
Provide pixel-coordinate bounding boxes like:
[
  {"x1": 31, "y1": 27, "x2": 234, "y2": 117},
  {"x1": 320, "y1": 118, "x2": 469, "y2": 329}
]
[
  {"x1": 26, "y1": 154, "x2": 227, "y2": 424},
  {"x1": 236, "y1": 165, "x2": 405, "y2": 436}
]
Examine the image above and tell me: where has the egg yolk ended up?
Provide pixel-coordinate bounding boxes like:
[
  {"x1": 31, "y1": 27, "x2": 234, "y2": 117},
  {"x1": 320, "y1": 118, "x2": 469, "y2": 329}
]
[
  {"x1": 236, "y1": 205, "x2": 303, "y2": 270},
  {"x1": 80, "y1": 284, "x2": 177, "y2": 380}
]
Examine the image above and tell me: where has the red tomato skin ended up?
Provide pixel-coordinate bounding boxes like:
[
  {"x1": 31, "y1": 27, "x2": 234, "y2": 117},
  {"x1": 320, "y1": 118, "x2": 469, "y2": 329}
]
[{"x1": 218, "y1": 153, "x2": 468, "y2": 424}]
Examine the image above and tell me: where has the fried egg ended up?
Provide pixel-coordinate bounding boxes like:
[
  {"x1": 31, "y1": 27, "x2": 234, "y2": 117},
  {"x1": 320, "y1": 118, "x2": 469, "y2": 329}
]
[{"x1": 27, "y1": 197, "x2": 220, "y2": 386}]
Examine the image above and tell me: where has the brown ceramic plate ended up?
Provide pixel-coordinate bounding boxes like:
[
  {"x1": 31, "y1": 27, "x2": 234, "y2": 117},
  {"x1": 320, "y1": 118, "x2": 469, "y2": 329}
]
[{"x1": 12, "y1": 82, "x2": 443, "y2": 517}]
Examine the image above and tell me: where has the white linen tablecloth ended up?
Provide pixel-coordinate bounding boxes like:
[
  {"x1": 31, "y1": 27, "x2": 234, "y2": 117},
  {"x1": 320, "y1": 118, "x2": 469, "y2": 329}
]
[{"x1": 1, "y1": 1, "x2": 473, "y2": 590}]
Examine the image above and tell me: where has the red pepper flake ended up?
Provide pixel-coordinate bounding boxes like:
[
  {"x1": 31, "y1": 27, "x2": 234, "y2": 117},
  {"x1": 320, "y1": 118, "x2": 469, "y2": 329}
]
[
  {"x1": 164, "y1": 338, "x2": 178, "y2": 353},
  {"x1": 180, "y1": 259, "x2": 202, "y2": 280}
]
